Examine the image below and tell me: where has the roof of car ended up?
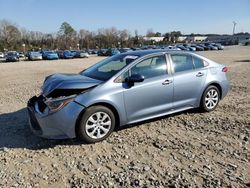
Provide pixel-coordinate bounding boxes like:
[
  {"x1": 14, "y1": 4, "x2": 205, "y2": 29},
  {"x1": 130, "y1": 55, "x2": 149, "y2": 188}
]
[{"x1": 122, "y1": 49, "x2": 191, "y2": 57}]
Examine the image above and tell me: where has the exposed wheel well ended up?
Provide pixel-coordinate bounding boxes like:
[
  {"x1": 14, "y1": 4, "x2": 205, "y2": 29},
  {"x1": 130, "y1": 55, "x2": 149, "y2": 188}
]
[{"x1": 75, "y1": 102, "x2": 120, "y2": 137}]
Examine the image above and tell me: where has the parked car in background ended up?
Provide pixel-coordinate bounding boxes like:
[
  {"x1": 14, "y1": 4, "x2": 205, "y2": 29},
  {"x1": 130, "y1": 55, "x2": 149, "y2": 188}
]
[
  {"x1": 6, "y1": 51, "x2": 19, "y2": 62},
  {"x1": 56, "y1": 50, "x2": 64, "y2": 59},
  {"x1": 205, "y1": 43, "x2": 218, "y2": 50},
  {"x1": 84, "y1": 49, "x2": 97, "y2": 54},
  {"x1": 91, "y1": 49, "x2": 98, "y2": 54},
  {"x1": 28, "y1": 51, "x2": 43, "y2": 61},
  {"x1": 197, "y1": 44, "x2": 210, "y2": 51},
  {"x1": 131, "y1": 47, "x2": 141, "y2": 51},
  {"x1": 176, "y1": 45, "x2": 189, "y2": 51},
  {"x1": 211, "y1": 43, "x2": 224, "y2": 50},
  {"x1": 19, "y1": 52, "x2": 25, "y2": 58},
  {"x1": 41, "y1": 50, "x2": 48, "y2": 59},
  {"x1": 191, "y1": 44, "x2": 204, "y2": 51},
  {"x1": 0, "y1": 52, "x2": 4, "y2": 58},
  {"x1": 62, "y1": 50, "x2": 74, "y2": 59},
  {"x1": 75, "y1": 50, "x2": 90, "y2": 58},
  {"x1": 70, "y1": 50, "x2": 77, "y2": 57},
  {"x1": 42, "y1": 51, "x2": 59, "y2": 60},
  {"x1": 105, "y1": 48, "x2": 120, "y2": 56},
  {"x1": 239, "y1": 38, "x2": 250, "y2": 46},
  {"x1": 28, "y1": 49, "x2": 229, "y2": 143},
  {"x1": 97, "y1": 49, "x2": 108, "y2": 56},
  {"x1": 119, "y1": 48, "x2": 133, "y2": 53},
  {"x1": 183, "y1": 44, "x2": 196, "y2": 51},
  {"x1": 165, "y1": 45, "x2": 181, "y2": 50}
]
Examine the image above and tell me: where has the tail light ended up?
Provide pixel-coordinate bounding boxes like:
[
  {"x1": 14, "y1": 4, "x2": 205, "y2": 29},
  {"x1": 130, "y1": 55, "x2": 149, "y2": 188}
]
[{"x1": 222, "y1": 67, "x2": 228, "y2": 72}]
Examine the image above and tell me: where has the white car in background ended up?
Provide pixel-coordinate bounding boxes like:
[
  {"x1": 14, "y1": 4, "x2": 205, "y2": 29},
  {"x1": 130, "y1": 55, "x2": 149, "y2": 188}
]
[
  {"x1": 0, "y1": 52, "x2": 5, "y2": 58},
  {"x1": 75, "y1": 50, "x2": 90, "y2": 58}
]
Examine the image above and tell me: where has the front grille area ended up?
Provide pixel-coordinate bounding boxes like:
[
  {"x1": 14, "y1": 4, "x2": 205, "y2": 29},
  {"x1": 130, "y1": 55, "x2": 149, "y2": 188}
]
[
  {"x1": 28, "y1": 108, "x2": 41, "y2": 131},
  {"x1": 37, "y1": 98, "x2": 47, "y2": 113},
  {"x1": 28, "y1": 95, "x2": 47, "y2": 113}
]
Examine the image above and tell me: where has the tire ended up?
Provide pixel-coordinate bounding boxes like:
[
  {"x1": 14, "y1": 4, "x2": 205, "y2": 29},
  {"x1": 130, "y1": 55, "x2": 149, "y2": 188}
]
[
  {"x1": 200, "y1": 85, "x2": 220, "y2": 112},
  {"x1": 77, "y1": 105, "x2": 115, "y2": 143}
]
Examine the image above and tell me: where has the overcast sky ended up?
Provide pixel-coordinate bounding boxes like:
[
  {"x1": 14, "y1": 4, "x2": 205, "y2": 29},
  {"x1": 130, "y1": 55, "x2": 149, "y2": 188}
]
[{"x1": 0, "y1": 0, "x2": 249, "y2": 35}]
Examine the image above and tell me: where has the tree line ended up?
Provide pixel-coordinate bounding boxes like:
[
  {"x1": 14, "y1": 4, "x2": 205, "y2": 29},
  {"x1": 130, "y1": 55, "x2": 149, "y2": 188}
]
[{"x1": 0, "y1": 19, "x2": 184, "y2": 51}]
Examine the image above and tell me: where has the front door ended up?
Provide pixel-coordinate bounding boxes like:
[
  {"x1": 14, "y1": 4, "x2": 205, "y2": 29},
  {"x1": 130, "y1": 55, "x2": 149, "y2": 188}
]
[{"x1": 123, "y1": 55, "x2": 174, "y2": 123}]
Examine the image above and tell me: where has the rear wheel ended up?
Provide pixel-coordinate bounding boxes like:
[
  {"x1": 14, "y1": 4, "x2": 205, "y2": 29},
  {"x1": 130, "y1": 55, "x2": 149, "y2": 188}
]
[
  {"x1": 77, "y1": 106, "x2": 115, "y2": 143},
  {"x1": 201, "y1": 85, "x2": 220, "y2": 112}
]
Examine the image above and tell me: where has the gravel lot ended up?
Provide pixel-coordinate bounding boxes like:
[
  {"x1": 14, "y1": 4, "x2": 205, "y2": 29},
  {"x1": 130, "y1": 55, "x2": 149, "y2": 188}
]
[{"x1": 0, "y1": 46, "x2": 249, "y2": 187}]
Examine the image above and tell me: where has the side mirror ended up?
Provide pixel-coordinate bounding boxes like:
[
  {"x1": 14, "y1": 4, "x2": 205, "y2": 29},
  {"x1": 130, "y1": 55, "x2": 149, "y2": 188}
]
[
  {"x1": 125, "y1": 74, "x2": 144, "y2": 87},
  {"x1": 130, "y1": 74, "x2": 144, "y2": 83}
]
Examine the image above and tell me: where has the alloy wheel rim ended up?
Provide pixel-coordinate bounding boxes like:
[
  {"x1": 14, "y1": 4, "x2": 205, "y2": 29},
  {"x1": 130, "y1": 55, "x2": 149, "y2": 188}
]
[
  {"x1": 205, "y1": 89, "x2": 219, "y2": 109},
  {"x1": 85, "y1": 112, "x2": 111, "y2": 139}
]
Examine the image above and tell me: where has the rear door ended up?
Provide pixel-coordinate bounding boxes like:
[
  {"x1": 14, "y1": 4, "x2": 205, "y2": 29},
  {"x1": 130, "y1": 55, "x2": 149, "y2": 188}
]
[{"x1": 169, "y1": 53, "x2": 208, "y2": 109}]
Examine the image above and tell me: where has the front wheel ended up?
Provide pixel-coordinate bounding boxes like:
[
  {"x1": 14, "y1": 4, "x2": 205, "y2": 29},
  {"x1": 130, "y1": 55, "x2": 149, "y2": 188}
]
[
  {"x1": 200, "y1": 86, "x2": 220, "y2": 112},
  {"x1": 77, "y1": 106, "x2": 115, "y2": 143}
]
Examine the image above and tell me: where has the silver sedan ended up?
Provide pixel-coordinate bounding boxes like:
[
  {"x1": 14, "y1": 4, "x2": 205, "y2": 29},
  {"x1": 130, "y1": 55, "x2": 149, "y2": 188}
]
[{"x1": 27, "y1": 50, "x2": 229, "y2": 143}]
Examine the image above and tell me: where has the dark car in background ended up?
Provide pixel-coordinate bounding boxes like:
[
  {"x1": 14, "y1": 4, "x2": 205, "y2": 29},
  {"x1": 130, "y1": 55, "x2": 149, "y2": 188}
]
[
  {"x1": 119, "y1": 48, "x2": 133, "y2": 53},
  {"x1": 183, "y1": 44, "x2": 196, "y2": 51},
  {"x1": 191, "y1": 44, "x2": 204, "y2": 51},
  {"x1": 5, "y1": 51, "x2": 19, "y2": 62},
  {"x1": 90, "y1": 49, "x2": 98, "y2": 54},
  {"x1": 70, "y1": 50, "x2": 77, "y2": 57},
  {"x1": 176, "y1": 45, "x2": 189, "y2": 51},
  {"x1": 62, "y1": 50, "x2": 75, "y2": 59},
  {"x1": 56, "y1": 50, "x2": 64, "y2": 59},
  {"x1": 211, "y1": 43, "x2": 224, "y2": 50},
  {"x1": 205, "y1": 43, "x2": 218, "y2": 50},
  {"x1": 131, "y1": 47, "x2": 141, "y2": 51},
  {"x1": 197, "y1": 44, "x2": 210, "y2": 51},
  {"x1": 105, "y1": 48, "x2": 120, "y2": 56},
  {"x1": 97, "y1": 49, "x2": 108, "y2": 56}
]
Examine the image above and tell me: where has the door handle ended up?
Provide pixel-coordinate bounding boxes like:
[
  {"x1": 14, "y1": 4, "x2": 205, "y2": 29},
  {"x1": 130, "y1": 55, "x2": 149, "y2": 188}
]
[
  {"x1": 196, "y1": 72, "x2": 204, "y2": 77},
  {"x1": 162, "y1": 79, "x2": 173, "y2": 85}
]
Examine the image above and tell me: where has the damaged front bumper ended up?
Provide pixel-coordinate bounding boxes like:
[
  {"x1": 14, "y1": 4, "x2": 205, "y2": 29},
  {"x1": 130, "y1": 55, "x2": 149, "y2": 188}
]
[{"x1": 27, "y1": 95, "x2": 85, "y2": 139}]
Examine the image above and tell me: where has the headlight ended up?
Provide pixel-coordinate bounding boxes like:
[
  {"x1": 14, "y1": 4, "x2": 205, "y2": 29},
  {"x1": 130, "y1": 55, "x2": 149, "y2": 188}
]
[{"x1": 45, "y1": 95, "x2": 76, "y2": 113}]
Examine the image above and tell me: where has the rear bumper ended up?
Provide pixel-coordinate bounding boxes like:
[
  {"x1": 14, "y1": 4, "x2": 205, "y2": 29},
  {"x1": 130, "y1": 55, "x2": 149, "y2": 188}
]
[
  {"x1": 64, "y1": 56, "x2": 74, "y2": 59},
  {"x1": 221, "y1": 80, "x2": 230, "y2": 99},
  {"x1": 47, "y1": 57, "x2": 58, "y2": 60},
  {"x1": 27, "y1": 95, "x2": 84, "y2": 139},
  {"x1": 6, "y1": 58, "x2": 19, "y2": 62},
  {"x1": 31, "y1": 57, "x2": 43, "y2": 60}
]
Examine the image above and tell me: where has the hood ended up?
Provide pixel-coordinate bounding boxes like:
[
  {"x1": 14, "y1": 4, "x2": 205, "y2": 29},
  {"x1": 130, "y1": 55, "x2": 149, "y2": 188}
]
[{"x1": 42, "y1": 73, "x2": 102, "y2": 97}]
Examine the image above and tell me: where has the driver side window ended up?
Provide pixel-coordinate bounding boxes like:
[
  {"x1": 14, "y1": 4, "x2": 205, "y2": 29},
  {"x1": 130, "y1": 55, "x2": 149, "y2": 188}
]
[{"x1": 130, "y1": 55, "x2": 167, "y2": 79}]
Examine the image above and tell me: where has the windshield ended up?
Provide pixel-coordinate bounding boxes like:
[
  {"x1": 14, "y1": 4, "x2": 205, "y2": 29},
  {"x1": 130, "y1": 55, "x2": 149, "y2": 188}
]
[
  {"x1": 64, "y1": 51, "x2": 71, "y2": 54},
  {"x1": 7, "y1": 52, "x2": 17, "y2": 56},
  {"x1": 31, "y1": 52, "x2": 41, "y2": 55},
  {"x1": 81, "y1": 54, "x2": 139, "y2": 81},
  {"x1": 46, "y1": 51, "x2": 55, "y2": 54}
]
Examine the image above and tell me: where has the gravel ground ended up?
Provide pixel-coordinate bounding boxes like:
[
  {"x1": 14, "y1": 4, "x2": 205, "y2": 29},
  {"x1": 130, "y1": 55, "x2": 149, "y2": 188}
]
[{"x1": 0, "y1": 46, "x2": 249, "y2": 187}]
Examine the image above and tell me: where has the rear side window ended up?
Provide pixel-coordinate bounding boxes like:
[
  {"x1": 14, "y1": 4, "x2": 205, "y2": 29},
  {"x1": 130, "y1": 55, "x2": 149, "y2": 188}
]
[
  {"x1": 193, "y1": 56, "x2": 204, "y2": 69},
  {"x1": 171, "y1": 54, "x2": 194, "y2": 73}
]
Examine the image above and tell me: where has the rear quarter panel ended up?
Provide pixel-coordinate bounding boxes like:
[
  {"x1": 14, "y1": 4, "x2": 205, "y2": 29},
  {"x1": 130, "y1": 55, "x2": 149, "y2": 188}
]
[{"x1": 203, "y1": 63, "x2": 229, "y2": 100}]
